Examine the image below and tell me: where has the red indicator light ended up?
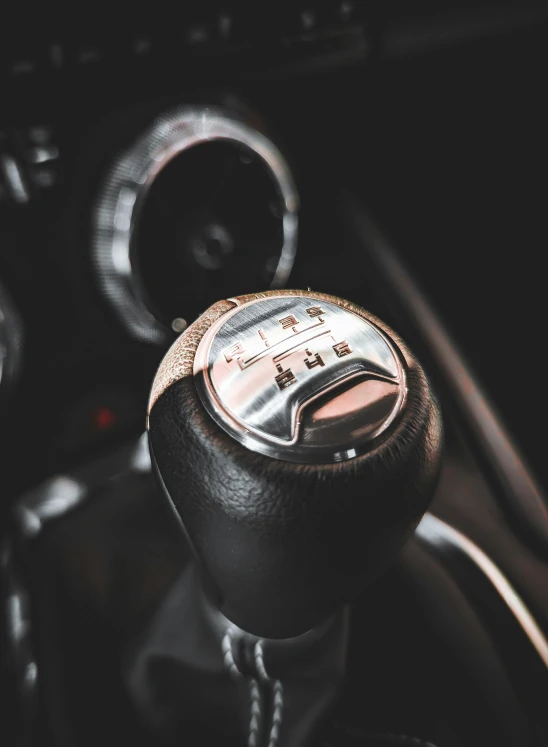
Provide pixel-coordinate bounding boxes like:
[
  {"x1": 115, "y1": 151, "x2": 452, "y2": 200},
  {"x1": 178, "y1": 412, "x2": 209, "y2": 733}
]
[{"x1": 92, "y1": 406, "x2": 117, "y2": 431}]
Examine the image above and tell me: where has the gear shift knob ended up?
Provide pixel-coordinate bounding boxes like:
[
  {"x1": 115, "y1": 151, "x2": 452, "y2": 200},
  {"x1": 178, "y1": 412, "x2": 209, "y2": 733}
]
[{"x1": 148, "y1": 291, "x2": 443, "y2": 638}]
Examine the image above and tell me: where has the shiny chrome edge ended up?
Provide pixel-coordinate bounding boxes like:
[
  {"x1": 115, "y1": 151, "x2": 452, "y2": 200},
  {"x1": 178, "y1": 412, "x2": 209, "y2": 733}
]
[
  {"x1": 1, "y1": 538, "x2": 37, "y2": 736},
  {"x1": 417, "y1": 514, "x2": 548, "y2": 669},
  {"x1": 342, "y1": 198, "x2": 548, "y2": 548},
  {"x1": 193, "y1": 294, "x2": 407, "y2": 463},
  {"x1": 0, "y1": 278, "x2": 24, "y2": 400},
  {"x1": 92, "y1": 105, "x2": 299, "y2": 345}
]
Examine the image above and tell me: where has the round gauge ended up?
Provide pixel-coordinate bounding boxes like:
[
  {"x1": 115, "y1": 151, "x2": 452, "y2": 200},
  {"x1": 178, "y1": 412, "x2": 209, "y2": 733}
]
[
  {"x1": 0, "y1": 279, "x2": 23, "y2": 404},
  {"x1": 92, "y1": 105, "x2": 299, "y2": 344}
]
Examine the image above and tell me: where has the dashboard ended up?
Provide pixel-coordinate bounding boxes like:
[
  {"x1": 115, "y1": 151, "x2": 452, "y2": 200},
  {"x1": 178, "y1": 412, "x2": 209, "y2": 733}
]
[{"x1": 1, "y1": 1, "x2": 548, "y2": 510}]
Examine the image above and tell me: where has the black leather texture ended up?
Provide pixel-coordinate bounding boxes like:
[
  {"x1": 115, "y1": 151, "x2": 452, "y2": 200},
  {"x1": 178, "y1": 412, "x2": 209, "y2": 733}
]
[{"x1": 149, "y1": 295, "x2": 444, "y2": 638}]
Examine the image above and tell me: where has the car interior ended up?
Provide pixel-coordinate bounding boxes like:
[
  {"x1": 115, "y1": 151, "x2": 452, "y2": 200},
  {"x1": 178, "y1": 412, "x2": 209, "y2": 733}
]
[{"x1": 2, "y1": 3, "x2": 548, "y2": 746}]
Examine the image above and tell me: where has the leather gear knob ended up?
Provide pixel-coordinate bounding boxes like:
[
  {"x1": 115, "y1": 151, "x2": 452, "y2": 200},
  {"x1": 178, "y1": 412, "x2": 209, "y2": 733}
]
[{"x1": 147, "y1": 290, "x2": 443, "y2": 639}]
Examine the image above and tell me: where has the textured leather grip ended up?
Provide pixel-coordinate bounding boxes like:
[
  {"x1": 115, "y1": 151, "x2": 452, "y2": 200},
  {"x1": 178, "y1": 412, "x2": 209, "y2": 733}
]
[{"x1": 148, "y1": 291, "x2": 443, "y2": 638}]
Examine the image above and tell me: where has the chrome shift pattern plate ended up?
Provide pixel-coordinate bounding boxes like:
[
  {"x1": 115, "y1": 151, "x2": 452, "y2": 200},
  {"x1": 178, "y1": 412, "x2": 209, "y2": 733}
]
[{"x1": 194, "y1": 295, "x2": 407, "y2": 463}]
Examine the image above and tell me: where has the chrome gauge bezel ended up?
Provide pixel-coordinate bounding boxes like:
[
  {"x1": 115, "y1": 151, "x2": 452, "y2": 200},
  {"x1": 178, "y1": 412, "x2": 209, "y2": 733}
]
[{"x1": 92, "y1": 105, "x2": 299, "y2": 344}]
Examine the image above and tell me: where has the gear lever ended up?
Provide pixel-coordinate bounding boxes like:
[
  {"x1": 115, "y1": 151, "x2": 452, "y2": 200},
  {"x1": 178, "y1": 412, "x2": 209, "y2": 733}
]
[{"x1": 147, "y1": 290, "x2": 443, "y2": 640}]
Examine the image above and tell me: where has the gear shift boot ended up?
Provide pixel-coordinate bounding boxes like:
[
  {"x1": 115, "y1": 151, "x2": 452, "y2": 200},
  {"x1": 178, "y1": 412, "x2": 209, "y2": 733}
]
[
  {"x1": 126, "y1": 562, "x2": 349, "y2": 747},
  {"x1": 143, "y1": 289, "x2": 443, "y2": 744}
]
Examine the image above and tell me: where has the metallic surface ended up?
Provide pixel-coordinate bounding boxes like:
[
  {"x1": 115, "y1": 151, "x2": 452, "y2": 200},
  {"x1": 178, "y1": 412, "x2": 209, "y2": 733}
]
[
  {"x1": 1, "y1": 539, "x2": 37, "y2": 740},
  {"x1": 194, "y1": 294, "x2": 407, "y2": 463},
  {"x1": 0, "y1": 278, "x2": 24, "y2": 401},
  {"x1": 343, "y1": 199, "x2": 548, "y2": 547},
  {"x1": 92, "y1": 105, "x2": 299, "y2": 344},
  {"x1": 148, "y1": 297, "x2": 235, "y2": 415}
]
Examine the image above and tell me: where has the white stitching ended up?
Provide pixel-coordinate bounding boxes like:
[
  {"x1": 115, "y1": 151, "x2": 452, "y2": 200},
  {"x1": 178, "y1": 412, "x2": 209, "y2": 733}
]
[
  {"x1": 268, "y1": 680, "x2": 284, "y2": 747},
  {"x1": 254, "y1": 641, "x2": 284, "y2": 747},
  {"x1": 223, "y1": 634, "x2": 285, "y2": 747},
  {"x1": 253, "y1": 640, "x2": 269, "y2": 682},
  {"x1": 248, "y1": 678, "x2": 261, "y2": 747},
  {"x1": 223, "y1": 630, "x2": 265, "y2": 747},
  {"x1": 221, "y1": 629, "x2": 242, "y2": 680}
]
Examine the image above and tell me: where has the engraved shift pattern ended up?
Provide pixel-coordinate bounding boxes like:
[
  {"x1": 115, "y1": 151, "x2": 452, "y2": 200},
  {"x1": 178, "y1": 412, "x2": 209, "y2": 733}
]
[
  {"x1": 333, "y1": 340, "x2": 352, "y2": 358},
  {"x1": 193, "y1": 295, "x2": 407, "y2": 462},
  {"x1": 220, "y1": 308, "x2": 339, "y2": 393}
]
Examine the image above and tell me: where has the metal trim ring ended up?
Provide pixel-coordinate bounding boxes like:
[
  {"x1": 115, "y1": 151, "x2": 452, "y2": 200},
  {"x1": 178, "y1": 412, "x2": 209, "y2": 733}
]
[
  {"x1": 92, "y1": 105, "x2": 299, "y2": 344},
  {"x1": 193, "y1": 294, "x2": 407, "y2": 463}
]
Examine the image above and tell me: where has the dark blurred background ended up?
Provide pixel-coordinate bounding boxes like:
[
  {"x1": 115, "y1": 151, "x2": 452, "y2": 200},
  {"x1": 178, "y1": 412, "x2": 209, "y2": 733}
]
[{"x1": 1, "y1": 1, "x2": 547, "y2": 511}]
